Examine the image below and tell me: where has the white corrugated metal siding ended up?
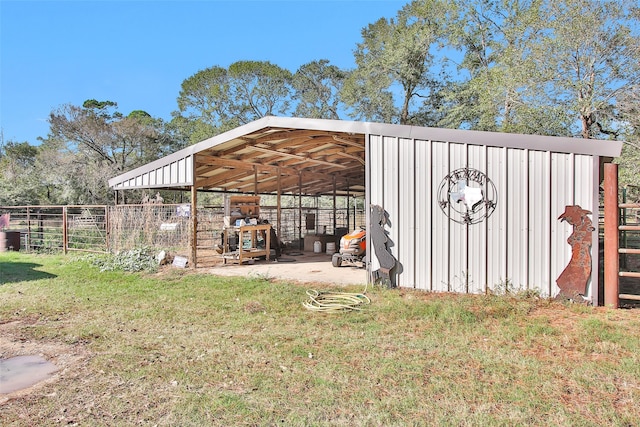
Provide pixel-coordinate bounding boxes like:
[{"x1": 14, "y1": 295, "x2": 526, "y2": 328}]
[
  {"x1": 367, "y1": 134, "x2": 598, "y2": 298},
  {"x1": 110, "y1": 155, "x2": 193, "y2": 189}
]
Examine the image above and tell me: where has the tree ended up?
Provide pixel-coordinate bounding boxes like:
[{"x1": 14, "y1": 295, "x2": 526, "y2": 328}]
[
  {"x1": 439, "y1": 0, "x2": 561, "y2": 133},
  {"x1": 341, "y1": 0, "x2": 449, "y2": 125},
  {"x1": 49, "y1": 100, "x2": 171, "y2": 171},
  {"x1": 227, "y1": 60, "x2": 294, "y2": 123},
  {"x1": 443, "y1": 0, "x2": 640, "y2": 138},
  {"x1": 166, "y1": 113, "x2": 217, "y2": 148},
  {"x1": 533, "y1": 0, "x2": 640, "y2": 139},
  {"x1": 293, "y1": 60, "x2": 346, "y2": 120},
  {"x1": 45, "y1": 100, "x2": 171, "y2": 204},
  {"x1": 616, "y1": 84, "x2": 640, "y2": 191},
  {"x1": 0, "y1": 140, "x2": 42, "y2": 205},
  {"x1": 175, "y1": 61, "x2": 294, "y2": 138},
  {"x1": 176, "y1": 65, "x2": 232, "y2": 136}
]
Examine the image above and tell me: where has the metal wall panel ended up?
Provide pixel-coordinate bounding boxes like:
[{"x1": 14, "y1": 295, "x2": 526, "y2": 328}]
[
  {"x1": 113, "y1": 155, "x2": 193, "y2": 189},
  {"x1": 447, "y1": 143, "x2": 467, "y2": 293},
  {"x1": 467, "y1": 144, "x2": 488, "y2": 294},
  {"x1": 431, "y1": 141, "x2": 449, "y2": 292},
  {"x1": 383, "y1": 136, "x2": 399, "y2": 286},
  {"x1": 368, "y1": 135, "x2": 384, "y2": 274},
  {"x1": 528, "y1": 150, "x2": 552, "y2": 293},
  {"x1": 415, "y1": 139, "x2": 433, "y2": 290},
  {"x1": 366, "y1": 131, "x2": 598, "y2": 298},
  {"x1": 573, "y1": 155, "x2": 594, "y2": 209},
  {"x1": 178, "y1": 158, "x2": 187, "y2": 184},
  {"x1": 398, "y1": 137, "x2": 416, "y2": 288},
  {"x1": 574, "y1": 154, "x2": 596, "y2": 299},
  {"x1": 506, "y1": 148, "x2": 529, "y2": 290},
  {"x1": 550, "y1": 153, "x2": 575, "y2": 297},
  {"x1": 169, "y1": 162, "x2": 177, "y2": 184},
  {"x1": 486, "y1": 147, "x2": 508, "y2": 291}
]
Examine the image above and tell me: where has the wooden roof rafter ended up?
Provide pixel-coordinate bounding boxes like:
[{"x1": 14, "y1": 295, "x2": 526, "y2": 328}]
[
  {"x1": 197, "y1": 169, "x2": 255, "y2": 190},
  {"x1": 248, "y1": 146, "x2": 349, "y2": 169},
  {"x1": 196, "y1": 153, "x2": 352, "y2": 187},
  {"x1": 252, "y1": 128, "x2": 335, "y2": 143},
  {"x1": 110, "y1": 117, "x2": 370, "y2": 197}
]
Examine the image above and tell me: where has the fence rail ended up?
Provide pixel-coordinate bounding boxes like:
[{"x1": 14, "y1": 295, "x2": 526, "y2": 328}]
[
  {"x1": 1, "y1": 203, "x2": 365, "y2": 257},
  {"x1": 0, "y1": 206, "x2": 109, "y2": 253}
]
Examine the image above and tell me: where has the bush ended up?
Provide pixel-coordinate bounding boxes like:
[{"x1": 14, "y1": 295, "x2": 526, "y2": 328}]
[{"x1": 86, "y1": 247, "x2": 159, "y2": 272}]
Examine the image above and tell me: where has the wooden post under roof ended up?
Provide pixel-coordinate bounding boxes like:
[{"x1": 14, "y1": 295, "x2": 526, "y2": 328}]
[
  {"x1": 346, "y1": 179, "x2": 350, "y2": 231},
  {"x1": 277, "y1": 167, "x2": 282, "y2": 240},
  {"x1": 191, "y1": 158, "x2": 198, "y2": 268},
  {"x1": 332, "y1": 175, "x2": 337, "y2": 234},
  {"x1": 298, "y1": 173, "x2": 302, "y2": 250},
  {"x1": 254, "y1": 165, "x2": 258, "y2": 195}
]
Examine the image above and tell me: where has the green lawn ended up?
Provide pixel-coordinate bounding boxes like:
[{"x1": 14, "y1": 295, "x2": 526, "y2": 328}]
[{"x1": 1, "y1": 252, "x2": 639, "y2": 426}]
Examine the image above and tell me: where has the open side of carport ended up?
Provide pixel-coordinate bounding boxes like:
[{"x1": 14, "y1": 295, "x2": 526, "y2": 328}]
[{"x1": 108, "y1": 116, "x2": 369, "y2": 269}]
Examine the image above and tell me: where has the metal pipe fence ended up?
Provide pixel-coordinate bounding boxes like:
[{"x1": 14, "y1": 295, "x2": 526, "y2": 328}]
[{"x1": 0, "y1": 203, "x2": 365, "y2": 255}]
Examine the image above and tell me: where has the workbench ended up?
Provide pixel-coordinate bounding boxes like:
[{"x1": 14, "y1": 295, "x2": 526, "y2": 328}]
[{"x1": 222, "y1": 223, "x2": 271, "y2": 264}]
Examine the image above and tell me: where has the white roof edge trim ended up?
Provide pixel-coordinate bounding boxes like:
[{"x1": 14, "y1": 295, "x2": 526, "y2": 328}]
[
  {"x1": 113, "y1": 182, "x2": 190, "y2": 190},
  {"x1": 402, "y1": 125, "x2": 623, "y2": 158},
  {"x1": 108, "y1": 116, "x2": 623, "y2": 189}
]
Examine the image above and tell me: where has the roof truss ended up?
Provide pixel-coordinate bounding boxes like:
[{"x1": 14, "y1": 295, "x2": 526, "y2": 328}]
[{"x1": 194, "y1": 126, "x2": 365, "y2": 196}]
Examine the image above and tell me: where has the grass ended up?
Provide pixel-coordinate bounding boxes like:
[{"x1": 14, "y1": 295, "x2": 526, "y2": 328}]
[{"x1": 1, "y1": 252, "x2": 640, "y2": 426}]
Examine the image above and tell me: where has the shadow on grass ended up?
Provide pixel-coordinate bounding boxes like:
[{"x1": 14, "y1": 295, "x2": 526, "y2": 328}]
[{"x1": 0, "y1": 261, "x2": 57, "y2": 285}]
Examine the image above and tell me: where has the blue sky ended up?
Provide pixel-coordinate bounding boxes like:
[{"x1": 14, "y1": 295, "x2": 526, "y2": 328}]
[{"x1": 1, "y1": 0, "x2": 407, "y2": 145}]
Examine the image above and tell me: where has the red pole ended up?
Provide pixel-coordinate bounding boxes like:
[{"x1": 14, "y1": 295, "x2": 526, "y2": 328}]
[{"x1": 604, "y1": 163, "x2": 619, "y2": 308}]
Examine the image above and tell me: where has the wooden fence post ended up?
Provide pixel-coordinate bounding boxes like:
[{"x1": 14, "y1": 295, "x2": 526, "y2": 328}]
[
  {"x1": 604, "y1": 163, "x2": 619, "y2": 308},
  {"x1": 26, "y1": 206, "x2": 31, "y2": 251},
  {"x1": 105, "y1": 205, "x2": 110, "y2": 253},
  {"x1": 62, "y1": 206, "x2": 68, "y2": 255}
]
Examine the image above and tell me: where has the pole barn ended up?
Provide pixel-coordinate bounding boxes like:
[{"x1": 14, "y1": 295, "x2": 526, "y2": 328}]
[{"x1": 108, "y1": 117, "x2": 622, "y2": 304}]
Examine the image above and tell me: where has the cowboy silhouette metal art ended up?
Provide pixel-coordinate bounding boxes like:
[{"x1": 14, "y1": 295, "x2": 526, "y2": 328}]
[
  {"x1": 556, "y1": 205, "x2": 595, "y2": 301},
  {"x1": 370, "y1": 204, "x2": 397, "y2": 287}
]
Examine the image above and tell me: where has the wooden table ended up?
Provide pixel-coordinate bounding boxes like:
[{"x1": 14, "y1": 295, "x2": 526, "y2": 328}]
[{"x1": 222, "y1": 224, "x2": 271, "y2": 264}]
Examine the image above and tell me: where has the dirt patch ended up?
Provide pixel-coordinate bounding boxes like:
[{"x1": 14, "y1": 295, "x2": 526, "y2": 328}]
[
  {"x1": 204, "y1": 252, "x2": 367, "y2": 285},
  {"x1": 0, "y1": 320, "x2": 88, "y2": 405}
]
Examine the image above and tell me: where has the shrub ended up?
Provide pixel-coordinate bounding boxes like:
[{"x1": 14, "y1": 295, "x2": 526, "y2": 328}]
[{"x1": 86, "y1": 247, "x2": 159, "y2": 272}]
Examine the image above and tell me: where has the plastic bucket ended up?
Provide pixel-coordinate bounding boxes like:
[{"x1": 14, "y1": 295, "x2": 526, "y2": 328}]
[
  {"x1": 326, "y1": 242, "x2": 336, "y2": 254},
  {"x1": 313, "y1": 240, "x2": 322, "y2": 253}
]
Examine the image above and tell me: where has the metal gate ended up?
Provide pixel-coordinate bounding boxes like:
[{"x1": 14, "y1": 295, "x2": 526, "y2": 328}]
[{"x1": 0, "y1": 205, "x2": 109, "y2": 253}]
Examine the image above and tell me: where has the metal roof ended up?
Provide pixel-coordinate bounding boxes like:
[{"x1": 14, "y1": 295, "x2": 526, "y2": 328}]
[{"x1": 108, "y1": 116, "x2": 622, "y2": 196}]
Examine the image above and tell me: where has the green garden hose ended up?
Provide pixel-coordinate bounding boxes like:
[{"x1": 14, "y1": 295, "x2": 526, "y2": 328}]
[{"x1": 302, "y1": 288, "x2": 370, "y2": 312}]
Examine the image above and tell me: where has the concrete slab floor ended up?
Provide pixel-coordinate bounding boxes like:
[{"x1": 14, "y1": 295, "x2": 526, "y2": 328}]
[{"x1": 206, "y1": 252, "x2": 367, "y2": 286}]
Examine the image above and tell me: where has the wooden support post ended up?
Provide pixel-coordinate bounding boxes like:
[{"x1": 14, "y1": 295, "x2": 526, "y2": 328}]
[
  {"x1": 62, "y1": 206, "x2": 68, "y2": 254},
  {"x1": 254, "y1": 165, "x2": 258, "y2": 195},
  {"x1": 191, "y1": 154, "x2": 198, "y2": 269},
  {"x1": 105, "y1": 206, "x2": 110, "y2": 253},
  {"x1": 26, "y1": 207, "x2": 31, "y2": 251},
  {"x1": 346, "y1": 180, "x2": 350, "y2": 231},
  {"x1": 332, "y1": 175, "x2": 337, "y2": 233},
  {"x1": 298, "y1": 173, "x2": 302, "y2": 248},
  {"x1": 191, "y1": 185, "x2": 198, "y2": 268},
  {"x1": 604, "y1": 163, "x2": 619, "y2": 308},
  {"x1": 277, "y1": 167, "x2": 282, "y2": 240}
]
